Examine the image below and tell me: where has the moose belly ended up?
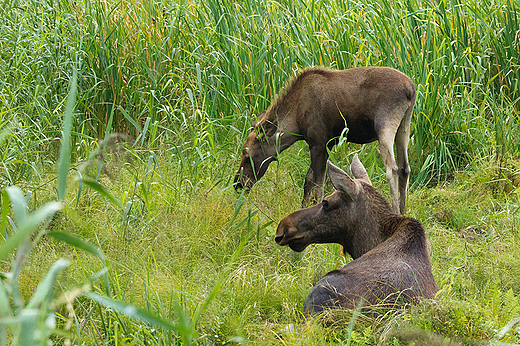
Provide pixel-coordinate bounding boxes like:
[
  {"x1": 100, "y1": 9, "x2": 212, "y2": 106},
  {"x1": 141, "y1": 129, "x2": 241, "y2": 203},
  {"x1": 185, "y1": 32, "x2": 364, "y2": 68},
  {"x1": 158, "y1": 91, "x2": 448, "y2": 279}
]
[{"x1": 342, "y1": 116, "x2": 378, "y2": 144}]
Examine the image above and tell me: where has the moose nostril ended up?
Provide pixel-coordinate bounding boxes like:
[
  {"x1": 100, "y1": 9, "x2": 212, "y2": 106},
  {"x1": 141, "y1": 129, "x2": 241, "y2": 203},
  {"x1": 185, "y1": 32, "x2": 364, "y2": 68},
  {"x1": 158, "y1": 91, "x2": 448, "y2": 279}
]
[{"x1": 275, "y1": 235, "x2": 283, "y2": 244}]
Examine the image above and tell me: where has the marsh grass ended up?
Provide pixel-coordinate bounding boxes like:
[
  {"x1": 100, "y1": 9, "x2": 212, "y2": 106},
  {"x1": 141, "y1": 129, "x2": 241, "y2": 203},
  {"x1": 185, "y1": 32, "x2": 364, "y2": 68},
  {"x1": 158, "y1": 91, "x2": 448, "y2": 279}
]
[
  {"x1": 9, "y1": 144, "x2": 518, "y2": 344},
  {"x1": 1, "y1": 0, "x2": 520, "y2": 344},
  {"x1": 1, "y1": 0, "x2": 519, "y2": 182}
]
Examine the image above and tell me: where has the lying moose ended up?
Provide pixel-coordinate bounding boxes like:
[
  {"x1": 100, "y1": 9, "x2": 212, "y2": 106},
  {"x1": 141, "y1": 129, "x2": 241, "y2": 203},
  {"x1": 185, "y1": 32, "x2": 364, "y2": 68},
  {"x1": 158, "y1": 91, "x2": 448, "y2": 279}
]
[
  {"x1": 275, "y1": 155, "x2": 438, "y2": 314},
  {"x1": 234, "y1": 66, "x2": 415, "y2": 214}
]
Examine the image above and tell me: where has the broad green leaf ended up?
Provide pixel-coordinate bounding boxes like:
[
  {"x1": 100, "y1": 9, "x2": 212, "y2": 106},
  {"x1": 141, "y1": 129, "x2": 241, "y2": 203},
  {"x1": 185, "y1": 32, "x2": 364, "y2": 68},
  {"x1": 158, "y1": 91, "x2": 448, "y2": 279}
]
[
  {"x1": 118, "y1": 107, "x2": 142, "y2": 139},
  {"x1": 5, "y1": 186, "x2": 27, "y2": 225},
  {"x1": 18, "y1": 309, "x2": 38, "y2": 346},
  {"x1": 75, "y1": 170, "x2": 83, "y2": 209},
  {"x1": 0, "y1": 281, "x2": 9, "y2": 318},
  {"x1": 103, "y1": 105, "x2": 115, "y2": 151},
  {"x1": 345, "y1": 301, "x2": 364, "y2": 346},
  {"x1": 121, "y1": 201, "x2": 132, "y2": 228},
  {"x1": 26, "y1": 259, "x2": 70, "y2": 309},
  {"x1": 150, "y1": 152, "x2": 166, "y2": 185},
  {"x1": 0, "y1": 202, "x2": 61, "y2": 262},
  {"x1": 141, "y1": 116, "x2": 151, "y2": 146},
  {"x1": 85, "y1": 292, "x2": 185, "y2": 333},
  {"x1": 171, "y1": 298, "x2": 194, "y2": 346},
  {"x1": 0, "y1": 189, "x2": 10, "y2": 240},
  {"x1": 0, "y1": 126, "x2": 11, "y2": 148},
  {"x1": 496, "y1": 316, "x2": 520, "y2": 340},
  {"x1": 47, "y1": 232, "x2": 105, "y2": 261},
  {"x1": 82, "y1": 180, "x2": 123, "y2": 209},
  {"x1": 90, "y1": 267, "x2": 109, "y2": 281}
]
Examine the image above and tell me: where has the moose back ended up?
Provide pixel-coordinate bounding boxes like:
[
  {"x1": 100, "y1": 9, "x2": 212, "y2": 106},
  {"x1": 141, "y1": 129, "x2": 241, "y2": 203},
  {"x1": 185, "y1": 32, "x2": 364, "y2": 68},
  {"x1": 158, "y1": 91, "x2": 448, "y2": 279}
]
[{"x1": 234, "y1": 66, "x2": 415, "y2": 214}]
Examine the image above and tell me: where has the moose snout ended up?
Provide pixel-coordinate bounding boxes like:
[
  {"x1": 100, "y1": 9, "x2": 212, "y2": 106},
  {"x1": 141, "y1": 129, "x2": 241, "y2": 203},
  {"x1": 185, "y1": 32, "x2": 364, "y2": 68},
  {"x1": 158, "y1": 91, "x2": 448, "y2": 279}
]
[
  {"x1": 275, "y1": 220, "x2": 301, "y2": 246},
  {"x1": 234, "y1": 179, "x2": 244, "y2": 190},
  {"x1": 234, "y1": 170, "x2": 243, "y2": 190},
  {"x1": 234, "y1": 177, "x2": 253, "y2": 191},
  {"x1": 234, "y1": 169, "x2": 254, "y2": 191},
  {"x1": 274, "y1": 229, "x2": 285, "y2": 245}
]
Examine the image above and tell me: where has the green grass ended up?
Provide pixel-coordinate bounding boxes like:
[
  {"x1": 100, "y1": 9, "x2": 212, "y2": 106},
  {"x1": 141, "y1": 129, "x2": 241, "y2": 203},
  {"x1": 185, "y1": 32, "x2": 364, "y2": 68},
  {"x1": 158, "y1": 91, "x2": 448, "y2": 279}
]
[
  {"x1": 11, "y1": 149, "x2": 520, "y2": 345},
  {"x1": 1, "y1": 0, "x2": 520, "y2": 344}
]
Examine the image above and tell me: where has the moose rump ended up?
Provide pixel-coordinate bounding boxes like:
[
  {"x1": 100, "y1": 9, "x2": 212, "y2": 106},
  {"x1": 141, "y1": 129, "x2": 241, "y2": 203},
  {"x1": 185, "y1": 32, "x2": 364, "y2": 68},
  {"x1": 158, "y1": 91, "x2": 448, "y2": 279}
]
[{"x1": 234, "y1": 66, "x2": 415, "y2": 214}]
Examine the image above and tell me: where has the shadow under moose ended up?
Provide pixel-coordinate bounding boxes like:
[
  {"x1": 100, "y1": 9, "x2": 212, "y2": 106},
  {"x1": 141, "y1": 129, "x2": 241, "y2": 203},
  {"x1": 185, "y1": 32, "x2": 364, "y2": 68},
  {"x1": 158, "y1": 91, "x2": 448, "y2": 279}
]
[
  {"x1": 275, "y1": 155, "x2": 438, "y2": 315},
  {"x1": 234, "y1": 66, "x2": 414, "y2": 214}
]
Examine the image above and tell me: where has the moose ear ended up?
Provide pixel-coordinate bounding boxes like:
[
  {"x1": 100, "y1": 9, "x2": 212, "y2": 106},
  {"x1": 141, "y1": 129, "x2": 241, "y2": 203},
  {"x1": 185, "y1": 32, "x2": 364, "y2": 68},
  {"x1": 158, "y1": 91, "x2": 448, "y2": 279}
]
[
  {"x1": 327, "y1": 160, "x2": 359, "y2": 198},
  {"x1": 350, "y1": 154, "x2": 372, "y2": 185},
  {"x1": 252, "y1": 110, "x2": 268, "y2": 129},
  {"x1": 255, "y1": 120, "x2": 277, "y2": 141}
]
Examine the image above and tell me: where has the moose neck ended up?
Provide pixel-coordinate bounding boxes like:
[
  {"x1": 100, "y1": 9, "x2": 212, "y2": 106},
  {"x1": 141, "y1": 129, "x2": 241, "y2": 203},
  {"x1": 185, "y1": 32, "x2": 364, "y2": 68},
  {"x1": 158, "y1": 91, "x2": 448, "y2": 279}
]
[
  {"x1": 265, "y1": 108, "x2": 301, "y2": 152},
  {"x1": 344, "y1": 214, "x2": 390, "y2": 259},
  {"x1": 345, "y1": 214, "x2": 429, "y2": 260},
  {"x1": 380, "y1": 216, "x2": 430, "y2": 258},
  {"x1": 342, "y1": 203, "x2": 405, "y2": 259}
]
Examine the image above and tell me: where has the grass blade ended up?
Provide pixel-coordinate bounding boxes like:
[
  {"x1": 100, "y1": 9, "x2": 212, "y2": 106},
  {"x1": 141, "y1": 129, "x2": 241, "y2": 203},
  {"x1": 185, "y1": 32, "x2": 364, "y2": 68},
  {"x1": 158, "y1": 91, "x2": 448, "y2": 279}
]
[
  {"x1": 18, "y1": 309, "x2": 38, "y2": 346},
  {"x1": 0, "y1": 190, "x2": 10, "y2": 240},
  {"x1": 82, "y1": 180, "x2": 123, "y2": 209},
  {"x1": 85, "y1": 292, "x2": 184, "y2": 332},
  {"x1": 5, "y1": 186, "x2": 27, "y2": 226},
  {"x1": 0, "y1": 281, "x2": 9, "y2": 318},
  {"x1": 47, "y1": 231, "x2": 105, "y2": 261},
  {"x1": 57, "y1": 69, "x2": 78, "y2": 201}
]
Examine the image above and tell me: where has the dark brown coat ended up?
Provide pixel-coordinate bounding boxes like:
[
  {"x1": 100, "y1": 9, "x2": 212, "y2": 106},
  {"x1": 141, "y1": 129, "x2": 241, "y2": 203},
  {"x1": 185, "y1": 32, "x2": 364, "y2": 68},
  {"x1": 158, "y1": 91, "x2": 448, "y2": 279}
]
[
  {"x1": 275, "y1": 156, "x2": 438, "y2": 314},
  {"x1": 234, "y1": 66, "x2": 415, "y2": 214}
]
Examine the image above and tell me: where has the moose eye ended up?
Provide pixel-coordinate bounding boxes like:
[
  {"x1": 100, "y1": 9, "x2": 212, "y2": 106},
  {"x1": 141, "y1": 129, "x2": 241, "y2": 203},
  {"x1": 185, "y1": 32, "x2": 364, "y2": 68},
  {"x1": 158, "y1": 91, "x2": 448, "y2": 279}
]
[{"x1": 322, "y1": 199, "x2": 329, "y2": 210}]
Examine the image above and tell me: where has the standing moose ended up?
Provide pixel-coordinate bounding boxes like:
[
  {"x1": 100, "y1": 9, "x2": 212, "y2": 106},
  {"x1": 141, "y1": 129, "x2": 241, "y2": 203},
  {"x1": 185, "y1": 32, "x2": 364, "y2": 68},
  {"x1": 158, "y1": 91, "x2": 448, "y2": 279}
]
[
  {"x1": 275, "y1": 156, "x2": 438, "y2": 314},
  {"x1": 234, "y1": 66, "x2": 415, "y2": 214}
]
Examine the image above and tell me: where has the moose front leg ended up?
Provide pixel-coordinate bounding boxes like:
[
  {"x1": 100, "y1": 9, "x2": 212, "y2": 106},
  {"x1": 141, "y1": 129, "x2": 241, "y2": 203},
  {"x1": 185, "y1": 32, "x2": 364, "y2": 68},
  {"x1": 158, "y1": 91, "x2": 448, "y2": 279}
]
[{"x1": 302, "y1": 145, "x2": 328, "y2": 207}]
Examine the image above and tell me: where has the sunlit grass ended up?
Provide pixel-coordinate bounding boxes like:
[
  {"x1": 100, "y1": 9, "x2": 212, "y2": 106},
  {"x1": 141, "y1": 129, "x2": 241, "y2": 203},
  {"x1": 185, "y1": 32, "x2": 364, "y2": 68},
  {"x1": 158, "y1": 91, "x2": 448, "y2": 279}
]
[
  {"x1": 1, "y1": 0, "x2": 520, "y2": 344},
  {"x1": 10, "y1": 143, "x2": 518, "y2": 344}
]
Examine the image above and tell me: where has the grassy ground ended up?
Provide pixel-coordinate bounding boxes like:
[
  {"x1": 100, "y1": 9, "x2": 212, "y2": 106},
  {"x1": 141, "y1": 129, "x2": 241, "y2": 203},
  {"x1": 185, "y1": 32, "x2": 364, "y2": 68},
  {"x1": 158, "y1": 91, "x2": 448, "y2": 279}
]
[
  {"x1": 1, "y1": 0, "x2": 520, "y2": 344},
  {"x1": 10, "y1": 144, "x2": 520, "y2": 345}
]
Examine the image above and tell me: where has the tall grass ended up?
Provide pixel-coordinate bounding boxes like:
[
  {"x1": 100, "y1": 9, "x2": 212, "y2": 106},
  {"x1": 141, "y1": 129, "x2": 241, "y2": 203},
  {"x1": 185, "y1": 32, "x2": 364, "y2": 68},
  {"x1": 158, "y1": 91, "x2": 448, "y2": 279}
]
[
  {"x1": 1, "y1": 0, "x2": 520, "y2": 344},
  {"x1": 1, "y1": 0, "x2": 518, "y2": 184}
]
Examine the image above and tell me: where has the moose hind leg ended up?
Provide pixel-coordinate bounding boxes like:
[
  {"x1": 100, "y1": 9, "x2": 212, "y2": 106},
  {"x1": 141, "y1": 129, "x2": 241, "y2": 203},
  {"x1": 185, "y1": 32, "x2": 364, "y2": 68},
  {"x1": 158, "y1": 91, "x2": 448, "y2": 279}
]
[
  {"x1": 395, "y1": 115, "x2": 411, "y2": 215},
  {"x1": 378, "y1": 130, "x2": 400, "y2": 214}
]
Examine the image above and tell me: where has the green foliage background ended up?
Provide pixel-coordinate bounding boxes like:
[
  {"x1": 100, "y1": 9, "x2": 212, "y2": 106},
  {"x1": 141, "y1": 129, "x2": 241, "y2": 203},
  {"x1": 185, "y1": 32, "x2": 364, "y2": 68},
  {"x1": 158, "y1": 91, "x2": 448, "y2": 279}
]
[{"x1": 0, "y1": 0, "x2": 519, "y2": 344}]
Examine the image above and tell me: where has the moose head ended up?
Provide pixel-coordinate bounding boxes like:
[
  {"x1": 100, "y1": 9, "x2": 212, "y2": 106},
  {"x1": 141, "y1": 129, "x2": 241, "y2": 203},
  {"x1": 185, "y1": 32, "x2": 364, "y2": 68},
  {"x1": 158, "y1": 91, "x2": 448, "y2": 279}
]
[{"x1": 275, "y1": 154, "x2": 395, "y2": 259}]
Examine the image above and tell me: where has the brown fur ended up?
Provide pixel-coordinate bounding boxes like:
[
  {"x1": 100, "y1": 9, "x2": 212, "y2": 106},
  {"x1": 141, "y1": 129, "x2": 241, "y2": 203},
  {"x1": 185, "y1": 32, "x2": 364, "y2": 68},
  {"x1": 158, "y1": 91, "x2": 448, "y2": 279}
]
[
  {"x1": 265, "y1": 68, "x2": 332, "y2": 121},
  {"x1": 275, "y1": 157, "x2": 438, "y2": 314},
  {"x1": 234, "y1": 66, "x2": 415, "y2": 214}
]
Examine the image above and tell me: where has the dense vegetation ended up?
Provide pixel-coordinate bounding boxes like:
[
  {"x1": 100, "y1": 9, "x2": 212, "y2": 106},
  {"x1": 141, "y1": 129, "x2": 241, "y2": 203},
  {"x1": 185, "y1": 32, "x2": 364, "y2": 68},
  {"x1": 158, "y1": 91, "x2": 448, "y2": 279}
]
[{"x1": 0, "y1": 0, "x2": 519, "y2": 344}]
